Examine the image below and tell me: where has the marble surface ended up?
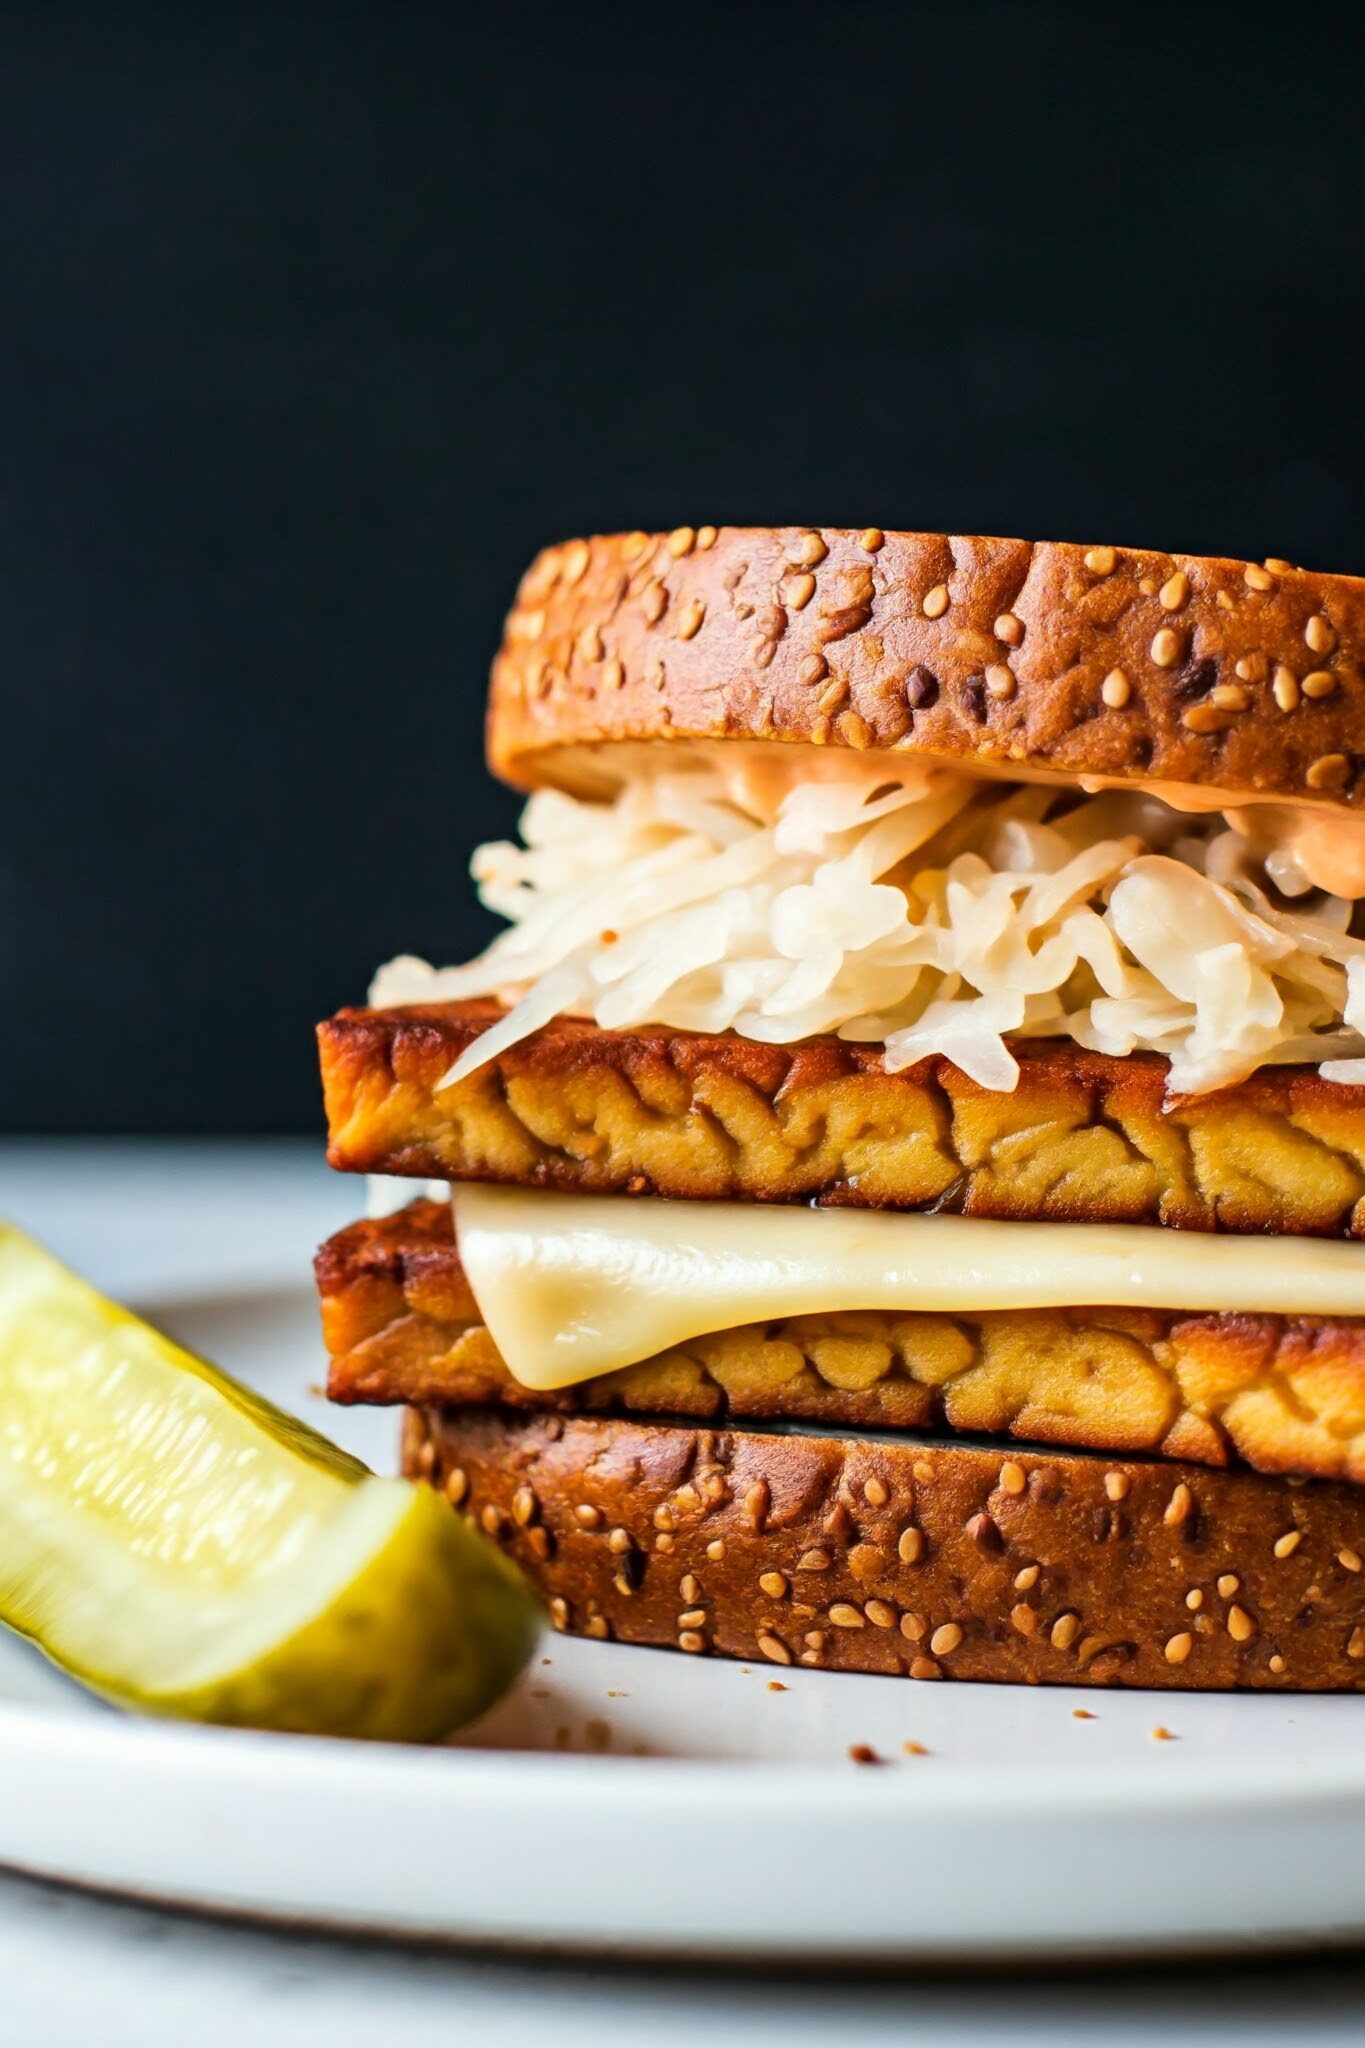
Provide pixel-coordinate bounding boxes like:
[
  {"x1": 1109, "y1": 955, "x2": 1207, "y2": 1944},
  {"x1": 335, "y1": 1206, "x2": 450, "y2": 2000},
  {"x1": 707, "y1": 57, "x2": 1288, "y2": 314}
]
[
  {"x1": 4, "y1": 1864, "x2": 1365, "y2": 2048},
  {"x1": 3, "y1": 1140, "x2": 1365, "y2": 2041}
]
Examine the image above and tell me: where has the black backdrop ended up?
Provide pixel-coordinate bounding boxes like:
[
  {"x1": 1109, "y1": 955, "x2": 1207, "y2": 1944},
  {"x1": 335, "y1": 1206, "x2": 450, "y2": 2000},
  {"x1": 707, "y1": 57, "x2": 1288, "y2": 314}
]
[{"x1": 5, "y1": 0, "x2": 1365, "y2": 1132}]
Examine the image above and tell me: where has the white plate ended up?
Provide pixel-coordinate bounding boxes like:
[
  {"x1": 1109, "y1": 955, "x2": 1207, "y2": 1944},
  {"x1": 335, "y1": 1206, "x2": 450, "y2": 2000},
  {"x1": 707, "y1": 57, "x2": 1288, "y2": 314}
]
[{"x1": 2, "y1": 1144, "x2": 1365, "y2": 1962}]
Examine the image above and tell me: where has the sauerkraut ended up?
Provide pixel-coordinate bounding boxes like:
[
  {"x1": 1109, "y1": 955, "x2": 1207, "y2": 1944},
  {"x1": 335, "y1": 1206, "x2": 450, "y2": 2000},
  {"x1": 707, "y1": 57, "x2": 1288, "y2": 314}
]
[{"x1": 371, "y1": 750, "x2": 1365, "y2": 1097}]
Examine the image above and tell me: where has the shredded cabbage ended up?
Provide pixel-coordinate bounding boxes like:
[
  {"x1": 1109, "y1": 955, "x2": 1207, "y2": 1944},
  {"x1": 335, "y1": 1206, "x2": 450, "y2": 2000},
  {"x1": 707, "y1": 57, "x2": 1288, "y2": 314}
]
[{"x1": 371, "y1": 751, "x2": 1365, "y2": 1097}]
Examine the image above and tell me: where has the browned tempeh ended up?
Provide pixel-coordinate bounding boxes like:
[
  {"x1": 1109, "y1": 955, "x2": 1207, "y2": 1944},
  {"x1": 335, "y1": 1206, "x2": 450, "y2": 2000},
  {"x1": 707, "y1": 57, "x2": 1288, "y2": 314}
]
[
  {"x1": 319, "y1": 1002, "x2": 1365, "y2": 1236},
  {"x1": 321, "y1": 1202, "x2": 1365, "y2": 1484}
]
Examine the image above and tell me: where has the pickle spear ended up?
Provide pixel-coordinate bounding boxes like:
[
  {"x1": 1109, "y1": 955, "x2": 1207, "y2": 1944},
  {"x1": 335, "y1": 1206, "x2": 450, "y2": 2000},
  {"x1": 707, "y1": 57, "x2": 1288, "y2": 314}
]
[{"x1": 0, "y1": 1223, "x2": 537, "y2": 1740}]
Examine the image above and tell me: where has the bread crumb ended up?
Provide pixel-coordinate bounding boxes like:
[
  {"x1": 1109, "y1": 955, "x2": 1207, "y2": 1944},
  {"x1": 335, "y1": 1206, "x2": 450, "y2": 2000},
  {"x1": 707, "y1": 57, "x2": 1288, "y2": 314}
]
[
  {"x1": 605, "y1": 1688, "x2": 628, "y2": 1698},
  {"x1": 848, "y1": 1742, "x2": 883, "y2": 1765},
  {"x1": 766, "y1": 1680, "x2": 788, "y2": 1693},
  {"x1": 1072, "y1": 1708, "x2": 1096, "y2": 1721},
  {"x1": 1151, "y1": 1724, "x2": 1179, "y2": 1742}
]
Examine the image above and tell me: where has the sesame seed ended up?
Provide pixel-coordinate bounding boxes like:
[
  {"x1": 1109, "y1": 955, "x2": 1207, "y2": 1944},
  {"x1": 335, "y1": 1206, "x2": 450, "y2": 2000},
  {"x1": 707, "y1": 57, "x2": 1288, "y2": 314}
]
[
  {"x1": 995, "y1": 612, "x2": 1024, "y2": 646},
  {"x1": 654, "y1": 1532, "x2": 674, "y2": 1554},
  {"x1": 415, "y1": 1436, "x2": 436, "y2": 1477},
  {"x1": 817, "y1": 675, "x2": 849, "y2": 717},
  {"x1": 799, "y1": 652, "x2": 829, "y2": 687},
  {"x1": 759, "y1": 1571, "x2": 789, "y2": 1599},
  {"x1": 864, "y1": 1476, "x2": 889, "y2": 1507},
  {"x1": 1211, "y1": 682, "x2": 1250, "y2": 710},
  {"x1": 865, "y1": 1599, "x2": 897, "y2": 1629},
  {"x1": 679, "y1": 1573, "x2": 700, "y2": 1603},
  {"x1": 1104, "y1": 1472, "x2": 1130, "y2": 1503},
  {"x1": 1151, "y1": 1725, "x2": 1179, "y2": 1742},
  {"x1": 1274, "y1": 1531, "x2": 1302, "y2": 1559},
  {"x1": 798, "y1": 1548, "x2": 832, "y2": 1571},
  {"x1": 1101, "y1": 668, "x2": 1131, "y2": 708},
  {"x1": 1228, "y1": 1605, "x2": 1256, "y2": 1642},
  {"x1": 1050, "y1": 1612, "x2": 1080, "y2": 1650},
  {"x1": 1269, "y1": 1654, "x2": 1287, "y2": 1674},
  {"x1": 1072, "y1": 1708, "x2": 1096, "y2": 1721},
  {"x1": 1217, "y1": 1574, "x2": 1240, "y2": 1598},
  {"x1": 1164, "y1": 1484, "x2": 1192, "y2": 1528},
  {"x1": 909, "y1": 1656, "x2": 942, "y2": 1681},
  {"x1": 678, "y1": 1609, "x2": 706, "y2": 1630},
  {"x1": 1014, "y1": 1564, "x2": 1041, "y2": 1591},
  {"x1": 574, "y1": 1503, "x2": 602, "y2": 1529},
  {"x1": 607, "y1": 1527, "x2": 632, "y2": 1555},
  {"x1": 930, "y1": 1622, "x2": 963, "y2": 1656},
  {"x1": 1236, "y1": 653, "x2": 1269, "y2": 682},
  {"x1": 585, "y1": 1615, "x2": 610, "y2": 1640},
  {"x1": 999, "y1": 1460, "x2": 1027, "y2": 1497},
  {"x1": 1306, "y1": 615, "x2": 1337, "y2": 654},
  {"x1": 913, "y1": 1460, "x2": 933, "y2": 1483},
  {"x1": 1150, "y1": 627, "x2": 1183, "y2": 668},
  {"x1": 900, "y1": 1612, "x2": 926, "y2": 1641},
  {"x1": 1349, "y1": 1629, "x2": 1365, "y2": 1661},
  {"x1": 860, "y1": 526, "x2": 885, "y2": 552},
  {"x1": 578, "y1": 624, "x2": 603, "y2": 663},
  {"x1": 512, "y1": 1485, "x2": 537, "y2": 1527},
  {"x1": 1265, "y1": 557, "x2": 1294, "y2": 573},
  {"x1": 479, "y1": 1504, "x2": 502, "y2": 1536},
  {"x1": 562, "y1": 539, "x2": 591, "y2": 585},
  {"x1": 1187, "y1": 1588, "x2": 1204, "y2": 1610},
  {"x1": 602, "y1": 656, "x2": 624, "y2": 690},
  {"x1": 922, "y1": 583, "x2": 949, "y2": 619},
  {"x1": 1307, "y1": 753, "x2": 1350, "y2": 792},
  {"x1": 667, "y1": 526, "x2": 695, "y2": 558},
  {"x1": 1159, "y1": 571, "x2": 1190, "y2": 611},
  {"x1": 837, "y1": 709, "x2": 872, "y2": 749},
  {"x1": 678, "y1": 1631, "x2": 706, "y2": 1654},
  {"x1": 1165, "y1": 1632, "x2": 1193, "y2": 1664},
  {"x1": 902, "y1": 1740, "x2": 930, "y2": 1756},
  {"x1": 1216, "y1": 590, "x2": 1234, "y2": 610},
  {"x1": 803, "y1": 1631, "x2": 826, "y2": 1650},
  {"x1": 1339, "y1": 1548, "x2": 1363, "y2": 1573},
  {"x1": 696, "y1": 524, "x2": 718, "y2": 550},
  {"x1": 1084, "y1": 546, "x2": 1116, "y2": 576},
  {"x1": 702, "y1": 1472, "x2": 726, "y2": 1503},
  {"x1": 897, "y1": 1526, "x2": 924, "y2": 1564},
  {"x1": 1244, "y1": 563, "x2": 1273, "y2": 591},
  {"x1": 444, "y1": 1467, "x2": 468, "y2": 1506},
  {"x1": 829, "y1": 1602, "x2": 866, "y2": 1628},
  {"x1": 1302, "y1": 669, "x2": 1337, "y2": 699},
  {"x1": 677, "y1": 598, "x2": 706, "y2": 640},
  {"x1": 981, "y1": 662, "x2": 1012, "y2": 700},
  {"x1": 790, "y1": 531, "x2": 828, "y2": 568},
  {"x1": 706, "y1": 1539, "x2": 726, "y2": 1562},
  {"x1": 783, "y1": 570, "x2": 816, "y2": 611},
  {"x1": 652, "y1": 1505, "x2": 677, "y2": 1532},
  {"x1": 641, "y1": 579, "x2": 668, "y2": 624},
  {"x1": 744, "y1": 1481, "x2": 770, "y2": 1529},
  {"x1": 613, "y1": 1569, "x2": 637, "y2": 1599},
  {"x1": 1273, "y1": 664, "x2": 1301, "y2": 711},
  {"x1": 1011, "y1": 1603, "x2": 1038, "y2": 1636},
  {"x1": 1183, "y1": 703, "x2": 1233, "y2": 734},
  {"x1": 758, "y1": 1632, "x2": 792, "y2": 1666},
  {"x1": 549, "y1": 1596, "x2": 570, "y2": 1630}
]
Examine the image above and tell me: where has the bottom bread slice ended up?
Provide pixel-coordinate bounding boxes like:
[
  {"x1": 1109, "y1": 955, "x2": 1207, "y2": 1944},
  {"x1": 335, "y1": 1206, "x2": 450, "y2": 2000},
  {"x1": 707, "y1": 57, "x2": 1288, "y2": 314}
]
[{"x1": 405, "y1": 1406, "x2": 1365, "y2": 1691}]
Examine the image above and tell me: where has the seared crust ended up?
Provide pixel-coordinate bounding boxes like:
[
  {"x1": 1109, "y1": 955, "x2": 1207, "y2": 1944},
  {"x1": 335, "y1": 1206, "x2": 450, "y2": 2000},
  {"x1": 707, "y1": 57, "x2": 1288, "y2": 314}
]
[
  {"x1": 322, "y1": 1202, "x2": 1365, "y2": 1484},
  {"x1": 408, "y1": 1407, "x2": 1365, "y2": 1692},
  {"x1": 491, "y1": 529, "x2": 1365, "y2": 806},
  {"x1": 319, "y1": 1002, "x2": 1365, "y2": 1237}
]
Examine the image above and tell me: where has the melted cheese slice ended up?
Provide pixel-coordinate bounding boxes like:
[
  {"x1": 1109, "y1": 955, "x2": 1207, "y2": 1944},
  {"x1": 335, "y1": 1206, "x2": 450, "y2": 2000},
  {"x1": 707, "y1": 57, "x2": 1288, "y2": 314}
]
[{"x1": 451, "y1": 1186, "x2": 1365, "y2": 1390}]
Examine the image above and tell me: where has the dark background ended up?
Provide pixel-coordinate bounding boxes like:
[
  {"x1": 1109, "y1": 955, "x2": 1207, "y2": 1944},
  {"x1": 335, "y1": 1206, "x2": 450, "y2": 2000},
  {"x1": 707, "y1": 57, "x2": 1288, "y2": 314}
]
[{"x1": 4, "y1": 0, "x2": 1365, "y2": 1132}]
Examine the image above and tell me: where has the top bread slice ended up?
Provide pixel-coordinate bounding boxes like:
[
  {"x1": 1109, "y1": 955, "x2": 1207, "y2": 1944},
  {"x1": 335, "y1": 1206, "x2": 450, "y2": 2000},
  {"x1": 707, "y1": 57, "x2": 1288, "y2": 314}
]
[{"x1": 489, "y1": 528, "x2": 1365, "y2": 807}]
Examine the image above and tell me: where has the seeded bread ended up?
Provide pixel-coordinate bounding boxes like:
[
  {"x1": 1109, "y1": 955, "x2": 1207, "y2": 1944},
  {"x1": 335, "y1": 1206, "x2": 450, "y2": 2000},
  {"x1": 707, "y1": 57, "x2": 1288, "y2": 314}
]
[
  {"x1": 489, "y1": 529, "x2": 1365, "y2": 805},
  {"x1": 408, "y1": 1407, "x2": 1365, "y2": 1692},
  {"x1": 319, "y1": 1002, "x2": 1365, "y2": 1237},
  {"x1": 319, "y1": 1201, "x2": 1365, "y2": 1483}
]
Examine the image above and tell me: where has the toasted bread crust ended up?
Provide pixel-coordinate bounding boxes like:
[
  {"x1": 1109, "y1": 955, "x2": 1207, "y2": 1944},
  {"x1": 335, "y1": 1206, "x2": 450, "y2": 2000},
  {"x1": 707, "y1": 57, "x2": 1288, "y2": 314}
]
[
  {"x1": 408, "y1": 1407, "x2": 1365, "y2": 1691},
  {"x1": 319, "y1": 1002, "x2": 1365, "y2": 1236},
  {"x1": 321, "y1": 1202, "x2": 1365, "y2": 1484},
  {"x1": 490, "y1": 529, "x2": 1365, "y2": 805}
]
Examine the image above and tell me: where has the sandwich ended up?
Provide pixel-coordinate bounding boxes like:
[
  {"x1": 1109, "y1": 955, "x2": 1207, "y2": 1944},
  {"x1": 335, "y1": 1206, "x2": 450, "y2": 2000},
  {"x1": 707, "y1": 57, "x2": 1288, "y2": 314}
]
[{"x1": 315, "y1": 525, "x2": 1365, "y2": 1691}]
